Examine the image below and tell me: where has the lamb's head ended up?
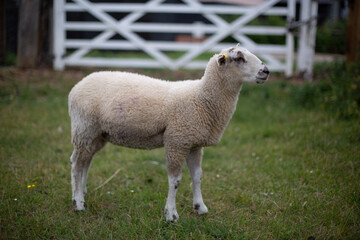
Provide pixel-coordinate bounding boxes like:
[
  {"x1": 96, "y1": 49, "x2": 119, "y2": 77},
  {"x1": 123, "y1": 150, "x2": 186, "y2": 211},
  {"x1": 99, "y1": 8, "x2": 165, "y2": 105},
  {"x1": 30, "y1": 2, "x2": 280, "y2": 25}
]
[{"x1": 216, "y1": 45, "x2": 269, "y2": 84}]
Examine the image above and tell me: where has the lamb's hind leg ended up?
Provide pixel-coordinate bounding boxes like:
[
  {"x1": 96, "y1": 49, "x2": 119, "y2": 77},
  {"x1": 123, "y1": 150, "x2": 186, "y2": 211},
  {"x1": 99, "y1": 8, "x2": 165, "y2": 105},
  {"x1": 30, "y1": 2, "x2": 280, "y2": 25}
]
[
  {"x1": 186, "y1": 147, "x2": 208, "y2": 215},
  {"x1": 70, "y1": 147, "x2": 89, "y2": 211},
  {"x1": 81, "y1": 137, "x2": 106, "y2": 195},
  {"x1": 70, "y1": 137, "x2": 105, "y2": 211}
]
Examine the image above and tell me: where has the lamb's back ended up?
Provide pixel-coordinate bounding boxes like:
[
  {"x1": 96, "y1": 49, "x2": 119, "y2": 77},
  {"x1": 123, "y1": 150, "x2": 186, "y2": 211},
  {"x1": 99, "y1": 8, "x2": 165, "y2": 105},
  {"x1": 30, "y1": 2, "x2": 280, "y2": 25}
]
[
  {"x1": 69, "y1": 71, "x2": 201, "y2": 128},
  {"x1": 69, "y1": 71, "x2": 169, "y2": 113}
]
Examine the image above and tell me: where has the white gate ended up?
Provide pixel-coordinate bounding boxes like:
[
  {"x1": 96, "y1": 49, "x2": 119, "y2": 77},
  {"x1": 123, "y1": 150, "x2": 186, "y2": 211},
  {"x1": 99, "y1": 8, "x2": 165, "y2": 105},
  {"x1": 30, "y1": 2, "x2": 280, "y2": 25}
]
[{"x1": 53, "y1": 0, "x2": 315, "y2": 77}]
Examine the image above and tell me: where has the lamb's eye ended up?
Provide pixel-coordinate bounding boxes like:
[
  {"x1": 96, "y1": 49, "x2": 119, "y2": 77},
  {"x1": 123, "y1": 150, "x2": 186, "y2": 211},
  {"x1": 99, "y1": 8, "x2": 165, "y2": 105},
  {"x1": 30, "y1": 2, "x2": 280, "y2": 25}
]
[{"x1": 235, "y1": 56, "x2": 246, "y2": 63}]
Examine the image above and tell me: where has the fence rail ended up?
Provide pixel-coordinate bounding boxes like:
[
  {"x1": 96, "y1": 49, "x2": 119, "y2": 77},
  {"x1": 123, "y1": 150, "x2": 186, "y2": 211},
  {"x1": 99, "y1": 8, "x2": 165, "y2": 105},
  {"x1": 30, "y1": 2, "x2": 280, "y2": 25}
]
[{"x1": 53, "y1": 0, "x2": 318, "y2": 78}]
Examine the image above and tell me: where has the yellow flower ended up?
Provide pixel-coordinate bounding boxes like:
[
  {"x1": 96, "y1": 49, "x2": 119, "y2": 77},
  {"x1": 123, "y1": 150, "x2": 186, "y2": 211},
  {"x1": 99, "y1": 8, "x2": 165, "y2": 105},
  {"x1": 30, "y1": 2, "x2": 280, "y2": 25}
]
[
  {"x1": 32, "y1": 184, "x2": 35, "y2": 187},
  {"x1": 27, "y1": 185, "x2": 31, "y2": 188}
]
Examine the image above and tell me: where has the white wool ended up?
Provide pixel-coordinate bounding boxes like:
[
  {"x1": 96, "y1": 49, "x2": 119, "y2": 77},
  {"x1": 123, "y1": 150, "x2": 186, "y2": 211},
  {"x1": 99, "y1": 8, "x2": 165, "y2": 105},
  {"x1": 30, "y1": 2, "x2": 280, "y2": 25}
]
[{"x1": 68, "y1": 45, "x2": 269, "y2": 221}]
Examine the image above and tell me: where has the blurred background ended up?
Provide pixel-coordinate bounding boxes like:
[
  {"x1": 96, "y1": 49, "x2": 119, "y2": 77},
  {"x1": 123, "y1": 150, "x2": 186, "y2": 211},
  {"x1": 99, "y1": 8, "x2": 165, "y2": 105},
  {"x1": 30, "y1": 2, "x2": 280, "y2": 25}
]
[
  {"x1": 1, "y1": 1, "x2": 360, "y2": 239},
  {"x1": 0, "y1": 0, "x2": 356, "y2": 79}
]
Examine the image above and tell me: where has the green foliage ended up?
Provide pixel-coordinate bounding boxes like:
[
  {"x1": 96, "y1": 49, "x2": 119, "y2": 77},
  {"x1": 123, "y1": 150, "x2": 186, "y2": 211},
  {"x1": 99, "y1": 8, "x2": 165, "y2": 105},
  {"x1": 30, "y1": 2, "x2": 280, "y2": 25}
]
[
  {"x1": 316, "y1": 19, "x2": 347, "y2": 54},
  {"x1": 247, "y1": 16, "x2": 287, "y2": 45},
  {"x1": 222, "y1": 17, "x2": 346, "y2": 53},
  {"x1": 249, "y1": 15, "x2": 286, "y2": 27},
  {"x1": 292, "y1": 60, "x2": 360, "y2": 119},
  {"x1": 4, "y1": 49, "x2": 17, "y2": 66},
  {"x1": 78, "y1": 50, "x2": 213, "y2": 62},
  {"x1": 222, "y1": 15, "x2": 286, "y2": 45},
  {"x1": 0, "y1": 68, "x2": 359, "y2": 239}
]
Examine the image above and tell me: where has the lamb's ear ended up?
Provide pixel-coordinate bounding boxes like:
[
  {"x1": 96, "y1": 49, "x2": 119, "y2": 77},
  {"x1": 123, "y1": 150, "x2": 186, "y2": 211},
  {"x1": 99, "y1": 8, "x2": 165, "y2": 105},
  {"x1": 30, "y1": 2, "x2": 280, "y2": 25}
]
[{"x1": 217, "y1": 54, "x2": 228, "y2": 66}]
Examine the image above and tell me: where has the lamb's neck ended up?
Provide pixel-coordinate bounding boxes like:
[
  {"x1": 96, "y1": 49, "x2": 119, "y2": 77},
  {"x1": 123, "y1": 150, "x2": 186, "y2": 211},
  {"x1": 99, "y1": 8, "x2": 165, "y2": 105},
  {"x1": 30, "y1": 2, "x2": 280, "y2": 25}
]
[
  {"x1": 197, "y1": 62, "x2": 243, "y2": 145},
  {"x1": 200, "y1": 60, "x2": 243, "y2": 107}
]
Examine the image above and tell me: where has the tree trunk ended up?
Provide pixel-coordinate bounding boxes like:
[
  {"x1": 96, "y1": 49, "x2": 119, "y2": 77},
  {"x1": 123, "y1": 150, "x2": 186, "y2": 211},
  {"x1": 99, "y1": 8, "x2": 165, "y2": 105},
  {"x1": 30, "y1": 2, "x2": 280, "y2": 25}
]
[
  {"x1": 38, "y1": 0, "x2": 53, "y2": 67},
  {"x1": 17, "y1": 0, "x2": 40, "y2": 68},
  {"x1": 346, "y1": 0, "x2": 360, "y2": 64},
  {"x1": 0, "y1": 0, "x2": 5, "y2": 65},
  {"x1": 17, "y1": 0, "x2": 52, "y2": 68}
]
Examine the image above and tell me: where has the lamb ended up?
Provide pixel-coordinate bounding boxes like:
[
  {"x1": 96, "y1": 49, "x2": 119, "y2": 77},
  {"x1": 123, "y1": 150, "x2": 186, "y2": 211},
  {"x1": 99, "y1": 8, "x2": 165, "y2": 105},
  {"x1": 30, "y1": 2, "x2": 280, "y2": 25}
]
[{"x1": 68, "y1": 44, "x2": 269, "y2": 222}]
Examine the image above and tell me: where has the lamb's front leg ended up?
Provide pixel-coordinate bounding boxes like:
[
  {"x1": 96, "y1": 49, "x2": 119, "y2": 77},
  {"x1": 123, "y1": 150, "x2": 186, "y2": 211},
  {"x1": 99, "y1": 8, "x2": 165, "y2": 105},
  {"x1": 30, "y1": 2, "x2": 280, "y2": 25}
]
[
  {"x1": 187, "y1": 147, "x2": 208, "y2": 215},
  {"x1": 164, "y1": 147, "x2": 188, "y2": 222}
]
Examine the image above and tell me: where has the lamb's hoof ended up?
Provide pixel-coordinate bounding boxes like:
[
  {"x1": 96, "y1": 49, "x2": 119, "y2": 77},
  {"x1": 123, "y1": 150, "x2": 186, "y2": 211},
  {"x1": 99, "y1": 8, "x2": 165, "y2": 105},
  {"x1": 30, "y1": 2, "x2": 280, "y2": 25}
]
[
  {"x1": 73, "y1": 199, "x2": 86, "y2": 211},
  {"x1": 194, "y1": 203, "x2": 208, "y2": 215},
  {"x1": 164, "y1": 208, "x2": 179, "y2": 222}
]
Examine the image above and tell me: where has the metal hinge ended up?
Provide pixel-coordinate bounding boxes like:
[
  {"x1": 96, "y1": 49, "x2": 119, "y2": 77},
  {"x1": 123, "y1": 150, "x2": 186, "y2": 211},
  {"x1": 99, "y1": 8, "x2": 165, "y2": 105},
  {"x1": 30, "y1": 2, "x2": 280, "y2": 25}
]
[{"x1": 287, "y1": 16, "x2": 317, "y2": 32}]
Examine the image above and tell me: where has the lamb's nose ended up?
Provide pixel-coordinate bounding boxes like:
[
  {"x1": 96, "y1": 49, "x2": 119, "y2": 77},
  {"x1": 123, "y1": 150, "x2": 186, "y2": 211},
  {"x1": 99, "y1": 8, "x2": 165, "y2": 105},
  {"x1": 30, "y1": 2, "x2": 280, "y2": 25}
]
[{"x1": 263, "y1": 66, "x2": 269, "y2": 74}]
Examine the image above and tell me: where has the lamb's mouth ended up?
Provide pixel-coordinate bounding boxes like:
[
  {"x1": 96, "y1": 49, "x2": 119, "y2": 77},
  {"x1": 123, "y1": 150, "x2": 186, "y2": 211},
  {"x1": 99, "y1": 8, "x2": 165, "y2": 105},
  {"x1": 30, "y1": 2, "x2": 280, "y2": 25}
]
[{"x1": 256, "y1": 77, "x2": 267, "y2": 84}]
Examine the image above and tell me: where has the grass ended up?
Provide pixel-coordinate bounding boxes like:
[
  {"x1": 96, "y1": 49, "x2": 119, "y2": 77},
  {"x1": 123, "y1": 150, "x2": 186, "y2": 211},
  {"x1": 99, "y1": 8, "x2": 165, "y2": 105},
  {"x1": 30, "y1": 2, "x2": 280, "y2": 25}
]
[{"x1": 0, "y1": 67, "x2": 359, "y2": 239}]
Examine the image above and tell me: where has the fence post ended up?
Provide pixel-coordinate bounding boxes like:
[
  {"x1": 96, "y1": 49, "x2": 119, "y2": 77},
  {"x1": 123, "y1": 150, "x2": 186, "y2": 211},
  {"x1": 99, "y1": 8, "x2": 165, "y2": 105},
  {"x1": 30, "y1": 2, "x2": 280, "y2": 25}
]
[
  {"x1": 296, "y1": 0, "x2": 310, "y2": 79},
  {"x1": 285, "y1": 0, "x2": 295, "y2": 77},
  {"x1": 53, "y1": 0, "x2": 65, "y2": 70},
  {"x1": 296, "y1": 0, "x2": 318, "y2": 81},
  {"x1": 305, "y1": 0, "x2": 318, "y2": 80}
]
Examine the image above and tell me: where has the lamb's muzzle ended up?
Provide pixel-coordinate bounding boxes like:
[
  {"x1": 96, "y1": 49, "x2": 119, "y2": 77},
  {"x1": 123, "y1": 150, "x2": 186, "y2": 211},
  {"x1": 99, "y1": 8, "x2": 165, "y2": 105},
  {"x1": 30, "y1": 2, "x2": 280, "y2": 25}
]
[{"x1": 256, "y1": 65, "x2": 270, "y2": 84}]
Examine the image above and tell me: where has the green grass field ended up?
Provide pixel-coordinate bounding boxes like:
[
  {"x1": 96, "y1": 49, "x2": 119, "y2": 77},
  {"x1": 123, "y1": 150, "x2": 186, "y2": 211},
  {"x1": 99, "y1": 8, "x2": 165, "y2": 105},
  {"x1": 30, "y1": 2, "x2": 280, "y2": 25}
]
[{"x1": 0, "y1": 67, "x2": 359, "y2": 239}]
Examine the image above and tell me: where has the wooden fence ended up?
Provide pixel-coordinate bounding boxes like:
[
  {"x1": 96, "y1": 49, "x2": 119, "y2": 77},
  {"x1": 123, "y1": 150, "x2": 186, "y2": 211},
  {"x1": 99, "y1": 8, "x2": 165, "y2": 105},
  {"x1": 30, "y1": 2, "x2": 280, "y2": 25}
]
[{"x1": 53, "y1": 0, "x2": 318, "y2": 78}]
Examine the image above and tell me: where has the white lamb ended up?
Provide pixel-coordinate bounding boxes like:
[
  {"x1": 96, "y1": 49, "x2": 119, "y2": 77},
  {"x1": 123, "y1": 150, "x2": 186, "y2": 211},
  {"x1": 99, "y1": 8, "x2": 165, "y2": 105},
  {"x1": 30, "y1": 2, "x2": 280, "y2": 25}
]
[{"x1": 68, "y1": 45, "x2": 269, "y2": 222}]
